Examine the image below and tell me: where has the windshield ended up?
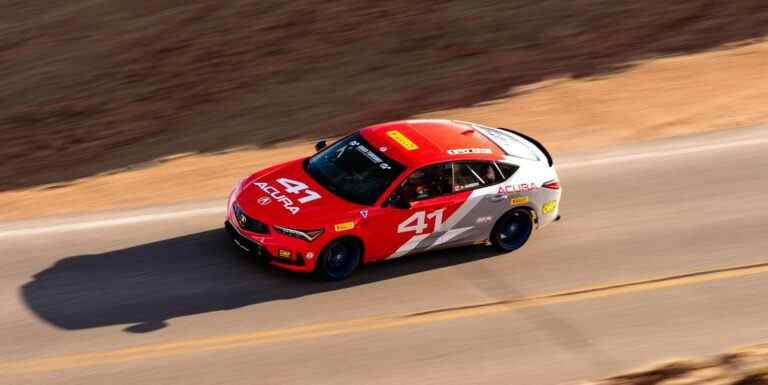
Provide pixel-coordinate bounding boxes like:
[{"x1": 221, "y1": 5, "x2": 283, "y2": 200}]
[{"x1": 305, "y1": 134, "x2": 405, "y2": 206}]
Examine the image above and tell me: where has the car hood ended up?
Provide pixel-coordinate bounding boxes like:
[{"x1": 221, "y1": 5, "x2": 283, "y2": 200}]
[{"x1": 235, "y1": 158, "x2": 362, "y2": 228}]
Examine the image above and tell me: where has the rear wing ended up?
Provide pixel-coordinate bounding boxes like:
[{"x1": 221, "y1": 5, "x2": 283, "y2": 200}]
[{"x1": 498, "y1": 128, "x2": 554, "y2": 167}]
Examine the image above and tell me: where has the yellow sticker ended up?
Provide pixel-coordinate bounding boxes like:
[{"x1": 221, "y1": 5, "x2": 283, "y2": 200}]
[
  {"x1": 511, "y1": 196, "x2": 529, "y2": 205},
  {"x1": 542, "y1": 200, "x2": 557, "y2": 215},
  {"x1": 334, "y1": 221, "x2": 355, "y2": 232},
  {"x1": 386, "y1": 130, "x2": 419, "y2": 151},
  {"x1": 277, "y1": 249, "x2": 292, "y2": 258}
]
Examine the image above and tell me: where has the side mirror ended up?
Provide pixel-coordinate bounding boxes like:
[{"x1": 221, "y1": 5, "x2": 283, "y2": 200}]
[
  {"x1": 314, "y1": 139, "x2": 327, "y2": 152},
  {"x1": 387, "y1": 193, "x2": 411, "y2": 209}
]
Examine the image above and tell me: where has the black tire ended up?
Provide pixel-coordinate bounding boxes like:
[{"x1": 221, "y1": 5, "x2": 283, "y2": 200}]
[
  {"x1": 316, "y1": 238, "x2": 362, "y2": 281},
  {"x1": 491, "y1": 209, "x2": 534, "y2": 252}
]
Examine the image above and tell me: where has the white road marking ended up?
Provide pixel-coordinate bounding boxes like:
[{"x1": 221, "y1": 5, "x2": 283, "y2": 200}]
[
  {"x1": 558, "y1": 137, "x2": 768, "y2": 169},
  {"x1": 0, "y1": 207, "x2": 224, "y2": 238},
  {"x1": 1, "y1": 132, "x2": 767, "y2": 238}
]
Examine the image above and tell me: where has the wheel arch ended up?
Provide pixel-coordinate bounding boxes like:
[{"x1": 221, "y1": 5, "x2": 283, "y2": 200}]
[
  {"x1": 489, "y1": 206, "x2": 536, "y2": 251},
  {"x1": 318, "y1": 235, "x2": 366, "y2": 266},
  {"x1": 493, "y1": 205, "x2": 537, "y2": 231}
]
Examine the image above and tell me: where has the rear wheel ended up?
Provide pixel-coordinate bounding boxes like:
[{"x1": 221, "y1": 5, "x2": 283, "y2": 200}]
[
  {"x1": 491, "y1": 209, "x2": 534, "y2": 252},
  {"x1": 316, "y1": 238, "x2": 362, "y2": 281}
]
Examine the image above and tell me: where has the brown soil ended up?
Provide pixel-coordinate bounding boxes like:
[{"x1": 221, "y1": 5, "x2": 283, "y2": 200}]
[
  {"x1": 0, "y1": 40, "x2": 766, "y2": 221},
  {"x1": 421, "y1": 41, "x2": 768, "y2": 150},
  {"x1": 2, "y1": 1, "x2": 768, "y2": 192},
  {"x1": 582, "y1": 344, "x2": 768, "y2": 385}
]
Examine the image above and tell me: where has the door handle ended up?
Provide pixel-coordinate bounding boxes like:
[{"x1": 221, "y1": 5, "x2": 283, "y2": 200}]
[{"x1": 488, "y1": 194, "x2": 507, "y2": 202}]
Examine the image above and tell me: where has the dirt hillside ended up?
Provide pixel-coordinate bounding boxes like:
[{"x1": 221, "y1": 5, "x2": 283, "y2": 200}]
[
  {"x1": 0, "y1": 39, "x2": 766, "y2": 221},
  {"x1": 580, "y1": 344, "x2": 768, "y2": 385},
  {"x1": 2, "y1": 1, "x2": 768, "y2": 191}
]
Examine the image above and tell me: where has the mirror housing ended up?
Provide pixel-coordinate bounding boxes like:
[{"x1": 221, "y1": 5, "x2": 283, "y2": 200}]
[{"x1": 314, "y1": 139, "x2": 327, "y2": 152}]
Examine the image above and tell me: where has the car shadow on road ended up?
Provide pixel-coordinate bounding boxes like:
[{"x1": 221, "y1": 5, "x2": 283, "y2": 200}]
[{"x1": 20, "y1": 228, "x2": 500, "y2": 334}]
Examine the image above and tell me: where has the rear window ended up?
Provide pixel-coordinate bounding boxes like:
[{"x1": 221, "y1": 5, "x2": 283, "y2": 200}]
[
  {"x1": 473, "y1": 125, "x2": 541, "y2": 161},
  {"x1": 494, "y1": 162, "x2": 519, "y2": 179}
]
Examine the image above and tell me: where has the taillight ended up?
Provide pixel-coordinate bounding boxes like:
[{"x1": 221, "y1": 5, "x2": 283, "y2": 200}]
[{"x1": 543, "y1": 180, "x2": 561, "y2": 190}]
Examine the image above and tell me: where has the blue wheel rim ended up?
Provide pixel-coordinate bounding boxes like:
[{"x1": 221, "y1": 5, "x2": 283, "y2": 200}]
[
  {"x1": 498, "y1": 212, "x2": 532, "y2": 250},
  {"x1": 325, "y1": 241, "x2": 358, "y2": 279}
]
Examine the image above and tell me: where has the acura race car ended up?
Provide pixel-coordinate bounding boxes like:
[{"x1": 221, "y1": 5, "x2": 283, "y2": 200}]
[{"x1": 226, "y1": 120, "x2": 561, "y2": 280}]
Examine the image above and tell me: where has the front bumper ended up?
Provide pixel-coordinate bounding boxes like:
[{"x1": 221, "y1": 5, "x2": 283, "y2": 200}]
[{"x1": 225, "y1": 206, "x2": 320, "y2": 273}]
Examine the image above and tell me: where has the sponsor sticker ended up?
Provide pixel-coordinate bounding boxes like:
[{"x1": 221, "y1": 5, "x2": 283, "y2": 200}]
[
  {"x1": 386, "y1": 130, "x2": 419, "y2": 151},
  {"x1": 511, "y1": 196, "x2": 529, "y2": 205},
  {"x1": 334, "y1": 221, "x2": 355, "y2": 232},
  {"x1": 542, "y1": 200, "x2": 557, "y2": 215},
  {"x1": 447, "y1": 148, "x2": 493, "y2": 155},
  {"x1": 454, "y1": 182, "x2": 480, "y2": 191},
  {"x1": 355, "y1": 144, "x2": 384, "y2": 163},
  {"x1": 476, "y1": 216, "x2": 493, "y2": 224},
  {"x1": 498, "y1": 183, "x2": 538, "y2": 194},
  {"x1": 277, "y1": 249, "x2": 292, "y2": 259}
]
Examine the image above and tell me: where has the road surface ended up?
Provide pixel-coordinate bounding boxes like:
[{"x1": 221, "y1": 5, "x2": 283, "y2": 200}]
[{"x1": 1, "y1": 125, "x2": 768, "y2": 385}]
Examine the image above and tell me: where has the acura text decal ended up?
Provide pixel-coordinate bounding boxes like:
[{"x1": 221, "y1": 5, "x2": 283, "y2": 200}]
[{"x1": 253, "y1": 177, "x2": 321, "y2": 215}]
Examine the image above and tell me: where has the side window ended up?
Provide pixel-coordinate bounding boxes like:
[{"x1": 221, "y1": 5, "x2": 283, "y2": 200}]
[
  {"x1": 398, "y1": 163, "x2": 453, "y2": 202},
  {"x1": 494, "y1": 161, "x2": 519, "y2": 180},
  {"x1": 452, "y1": 161, "x2": 503, "y2": 192}
]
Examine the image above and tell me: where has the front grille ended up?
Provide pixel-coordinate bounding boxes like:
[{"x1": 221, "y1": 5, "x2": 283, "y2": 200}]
[
  {"x1": 225, "y1": 221, "x2": 263, "y2": 254},
  {"x1": 233, "y1": 202, "x2": 270, "y2": 234}
]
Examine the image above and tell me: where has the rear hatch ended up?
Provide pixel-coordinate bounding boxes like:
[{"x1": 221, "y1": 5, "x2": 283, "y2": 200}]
[{"x1": 472, "y1": 125, "x2": 553, "y2": 166}]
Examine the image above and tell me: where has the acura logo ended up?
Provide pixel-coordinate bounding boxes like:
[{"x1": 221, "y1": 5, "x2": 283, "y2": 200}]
[
  {"x1": 257, "y1": 196, "x2": 272, "y2": 206},
  {"x1": 237, "y1": 212, "x2": 247, "y2": 226}
]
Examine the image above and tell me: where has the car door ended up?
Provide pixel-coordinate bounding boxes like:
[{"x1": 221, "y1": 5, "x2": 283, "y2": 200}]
[
  {"x1": 433, "y1": 160, "x2": 515, "y2": 249},
  {"x1": 364, "y1": 162, "x2": 470, "y2": 260}
]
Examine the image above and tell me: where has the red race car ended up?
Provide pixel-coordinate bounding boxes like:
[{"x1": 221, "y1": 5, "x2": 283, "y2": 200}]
[{"x1": 226, "y1": 120, "x2": 561, "y2": 280}]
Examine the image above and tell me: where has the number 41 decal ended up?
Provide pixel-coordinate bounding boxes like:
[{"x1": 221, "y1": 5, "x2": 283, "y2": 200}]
[
  {"x1": 276, "y1": 178, "x2": 321, "y2": 204},
  {"x1": 397, "y1": 208, "x2": 445, "y2": 234}
]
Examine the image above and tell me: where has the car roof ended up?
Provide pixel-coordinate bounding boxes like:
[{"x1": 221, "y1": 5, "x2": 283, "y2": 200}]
[{"x1": 359, "y1": 119, "x2": 505, "y2": 168}]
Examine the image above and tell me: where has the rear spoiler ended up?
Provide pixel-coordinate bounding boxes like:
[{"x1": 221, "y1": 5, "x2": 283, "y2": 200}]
[{"x1": 498, "y1": 128, "x2": 553, "y2": 167}]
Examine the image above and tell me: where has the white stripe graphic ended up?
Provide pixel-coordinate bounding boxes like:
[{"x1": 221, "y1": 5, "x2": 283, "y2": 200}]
[
  {"x1": 386, "y1": 189, "x2": 488, "y2": 259},
  {"x1": 432, "y1": 227, "x2": 473, "y2": 248},
  {"x1": 388, "y1": 234, "x2": 431, "y2": 259}
]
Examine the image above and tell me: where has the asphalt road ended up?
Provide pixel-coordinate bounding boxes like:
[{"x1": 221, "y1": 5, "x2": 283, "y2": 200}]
[{"x1": 2, "y1": 126, "x2": 768, "y2": 385}]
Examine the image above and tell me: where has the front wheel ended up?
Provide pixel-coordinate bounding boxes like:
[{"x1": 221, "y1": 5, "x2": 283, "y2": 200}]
[
  {"x1": 316, "y1": 238, "x2": 362, "y2": 281},
  {"x1": 491, "y1": 209, "x2": 534, "y2": 252}
]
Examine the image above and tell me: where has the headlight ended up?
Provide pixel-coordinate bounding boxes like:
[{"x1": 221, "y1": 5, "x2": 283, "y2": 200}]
[{"x1": 274, "y1": 225, "x2": 324, "y2": 242}]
